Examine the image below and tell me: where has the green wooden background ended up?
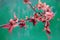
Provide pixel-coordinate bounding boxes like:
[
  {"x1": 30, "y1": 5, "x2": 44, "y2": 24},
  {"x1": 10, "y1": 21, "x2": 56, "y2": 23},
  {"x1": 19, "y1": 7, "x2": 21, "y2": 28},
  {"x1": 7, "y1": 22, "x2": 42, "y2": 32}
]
[{"x1": 0, "y1": 0, "x2": 60, "y2": 40}]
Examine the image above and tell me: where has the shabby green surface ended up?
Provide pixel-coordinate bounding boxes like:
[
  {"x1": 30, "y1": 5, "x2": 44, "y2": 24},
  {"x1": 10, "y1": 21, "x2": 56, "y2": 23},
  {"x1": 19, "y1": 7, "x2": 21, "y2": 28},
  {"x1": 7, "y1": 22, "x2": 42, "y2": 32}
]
[{"x1": 0, "y1": 0, "x2": 60, "y2": 40}]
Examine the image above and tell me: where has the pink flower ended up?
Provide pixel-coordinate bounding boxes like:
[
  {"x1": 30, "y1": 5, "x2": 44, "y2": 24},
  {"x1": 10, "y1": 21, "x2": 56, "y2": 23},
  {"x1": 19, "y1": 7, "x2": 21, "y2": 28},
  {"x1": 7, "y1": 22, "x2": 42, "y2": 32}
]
[
  {"x1": 36, "y1": 4, "x2": 41, "y2": 10},
  {"x1": 3, "y1": 14, "x2": 18, "y2": 32},
  {"x1": 8, "y1": 18, "x2": 18, "y2": 32},
  {"x1": 3, "y1": 18, "x2": 18, "y2": 32},
  {"x1": 36, "y1": 2, "x2": 43, "y2": 10},
  {"x1": 45, "y1": 12, "x2": 54, "y2": 21},
  {"x1": 19, "y1": 19, "x2": 26, "y2": 28}
]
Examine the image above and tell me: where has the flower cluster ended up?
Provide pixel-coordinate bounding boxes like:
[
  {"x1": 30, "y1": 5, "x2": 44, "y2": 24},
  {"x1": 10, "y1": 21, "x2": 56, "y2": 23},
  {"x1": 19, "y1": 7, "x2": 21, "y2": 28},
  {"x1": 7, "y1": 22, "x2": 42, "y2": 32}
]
[{"x1": 1, "y1": 0, "x2": 54, "y2": 40}]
